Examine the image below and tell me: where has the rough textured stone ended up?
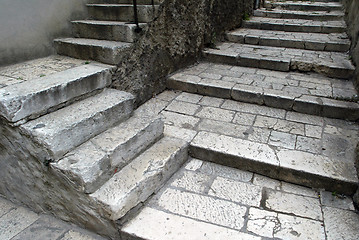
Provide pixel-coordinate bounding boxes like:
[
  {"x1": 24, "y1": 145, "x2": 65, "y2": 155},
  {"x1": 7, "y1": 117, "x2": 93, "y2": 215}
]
[
  {"x1": 170, "y1": 170, "x2": 211, "y2": 193},
  {"x1": 90, "y1": 137, "x2": 188, "y2": 220}
]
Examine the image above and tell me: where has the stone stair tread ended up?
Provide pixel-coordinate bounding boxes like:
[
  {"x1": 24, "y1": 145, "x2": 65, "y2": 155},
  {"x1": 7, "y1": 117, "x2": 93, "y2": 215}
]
[
  {"x1": 168, "y1": 62, "x2": 359, "y2": 120},
  {"x1": 54, "y1": 38, "x2": 131, "y2": 65},
  {"x1": 203, "y1": 42, "x2": 354, "y2": 79},
  {"x1": 190, "y1": 131, "x2": 358, "y2": 195},
  {"x1": 227, "y1": 28, "x2": 349, "y2": 52},
  {"x1": 0, "y1": 63, "x2": 114, "y2": 123},
  {"x1": 19, "y1": 88, "x2": 134, "y2": 161},
  {"x1": 90, "y1": 136, "x2": 188, "y2": 220},
  {"x1": 254, "y1": 8, "x2": 344, "y2": 20},
  {"x1": 270, "y1": 1, "x2": 342, "y2": 11},
  {"x1": 244, "y1": 17, "x2": 346, "y2": 33},
  {"x1": 51, "y1": 115, "x2": 164, "y2": 194},
  {"x1": 72, "y1": 20, "x2": 142, "y2": 26}
]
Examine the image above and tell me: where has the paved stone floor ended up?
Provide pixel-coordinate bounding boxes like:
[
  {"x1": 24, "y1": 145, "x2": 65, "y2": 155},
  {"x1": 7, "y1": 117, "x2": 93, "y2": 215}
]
[
  {"x1": 122, "y1": 158, "x2": 359, "y2": 240},
  {"x1": 0, "y1": 197, "x2": 106, "y2": 240}
]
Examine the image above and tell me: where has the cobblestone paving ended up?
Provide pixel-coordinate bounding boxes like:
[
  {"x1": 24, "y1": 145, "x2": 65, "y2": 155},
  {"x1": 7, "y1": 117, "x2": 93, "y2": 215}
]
[
  {"x1": 0, "y1": 197, "x2": 106, "y2": 240},
  {"x1": 122, "y1": 158, "x2": 359, "y2": 240},
  {"x1": 0, "y1": 56, "x2": 87, "y2": 88}
]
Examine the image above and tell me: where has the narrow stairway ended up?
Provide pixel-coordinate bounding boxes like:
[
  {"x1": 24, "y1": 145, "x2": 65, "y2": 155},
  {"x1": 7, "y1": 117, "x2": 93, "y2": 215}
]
[{"x1": 120, "y1": 0, "x2": 359, "y2": 239}]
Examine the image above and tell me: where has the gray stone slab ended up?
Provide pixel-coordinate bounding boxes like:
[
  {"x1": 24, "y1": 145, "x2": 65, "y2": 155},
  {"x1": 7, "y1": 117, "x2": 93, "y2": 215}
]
[
  {"x1": 195, "y1": 106, "x2": 235, "y2": 122},
  {"x1": 20, "y1": 89, "x2": 134, "y2": 161},
  {"x1": 320, "y1": 190, "x2": 355, "y2": 211},
  {"x1": 170, "y1": 170, "x2": 211, "y2": 193},
  {"x1": 52, "y1": 116, "x2": 163, "y2": 193},
  {"x1": 161, "y1": 110, "x2": 200, "y2": 129},
  {"x1": 121, "y1": 207, "x2": 260, "y2": 240},
  {"x1": 155, "y1": 188, "x2": 247, "y2": 230},
  {"x1": 200, "y1": 161, "x2": 253, "y2": 182},
  {"x1": 166, "y1": 100, "x2": 200, "y2": 115},
  {"x1": 0, "y1": 64, "x2": 113, "y2": 123},
  {"x1": 164, "y1": 125, "x2": 197, "y2": 142},
  {"x1": 90, "y1": 137, "x2": 188, "y2": 220},
  {"x1": 323, "y1": 206, "x2": 359, "y2": 240}
]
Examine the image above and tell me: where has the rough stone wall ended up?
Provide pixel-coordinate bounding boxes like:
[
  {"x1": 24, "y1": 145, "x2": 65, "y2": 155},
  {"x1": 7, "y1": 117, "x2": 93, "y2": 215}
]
[
  {"x1": 112, "y1": 0, "x2": 254, "y2": 106},
  {"x1": 0, "y1": 0, "x2": 87, "y2": 66},
  {"x1": 342, "y1": 0, "x2": 359, "y2": 91}
]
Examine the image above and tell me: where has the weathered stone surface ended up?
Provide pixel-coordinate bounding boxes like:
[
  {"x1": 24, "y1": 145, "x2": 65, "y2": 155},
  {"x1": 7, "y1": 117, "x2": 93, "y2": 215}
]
[
  {"x1": 20, "y1": 89, "x2": 135, "y2": 161},
  {"x1": 90, "y1": 137, "x2": 188, "y2": 220},
  {"x1": 200, "y1": 161, "x2": 253, "y2": 182},
  {"x1": 323, "y1": 206, "x2": 359, "y2": 240},
  {"x1": 170, "y1": 170, "x2": 211, "y2": 193},
  {"x1": 121, "y1": 207, "x2": 260, "y2": 240},
  {"x1": 155, "y1": 188, "x2": 247, "y2": 230},
  {"x1": 209, "y1": 177, "x2": 262, "y2": 206},
  {"x1": 281, "y1": 182, "x2": 318, "y2": 198},
  {"x1": 164, "y1": 125, "x2": 197, "y2": 142},
  {"x1": 320, "y1": 190, "x2": 355, "y2": 210},
  {"x1": 264, "y1": 189, "x2": 322, "y2": 221},
  {"x1": 52, "y1": 117, "x2": 163, "y2": 193},
  {"x1": 0, "y1": 64, "x2": 114, "y2": 123}
]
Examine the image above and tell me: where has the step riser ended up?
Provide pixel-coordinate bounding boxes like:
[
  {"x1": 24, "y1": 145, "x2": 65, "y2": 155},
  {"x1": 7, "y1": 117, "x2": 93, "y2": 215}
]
[
  {"x1": 254, "y1": 10, "x2": 343, "y2": 21},
  {"x1": 269, "y1": 4, "x2": 342, "y2": 12},
  {"x1": 90, "y1": 137, "x2": 189, "y2": 221},
  {"x1": 243, "y1": 22, "x2": 345, "y2": 34},
  {"x1": 0, "y1": 65, "x2": 113, "y2": 123},
  {"x1": 167, "y1": 78, "x2": 359, "y2": 121},
  {"x1": 54, "y1": 40, "x2": 127, "y2": 65},
  {"x1": 189, "y1": 132, "x2": 358, "y2": 196},
  {"x1": 72, "y1": 22, "x2": 143, "y2": 43},
  {"x1": 227, "y1": 34, "x2": 350, "y2": 52},
  {"x1": 87, "y1": 5, "x2": 158, "y2": 22},
  {"x1": 52, "y1": 118, "x2": 164, "y2": 194},
  {"x1": 20, "y1": 89, "x2": 135, "y2": 161}
]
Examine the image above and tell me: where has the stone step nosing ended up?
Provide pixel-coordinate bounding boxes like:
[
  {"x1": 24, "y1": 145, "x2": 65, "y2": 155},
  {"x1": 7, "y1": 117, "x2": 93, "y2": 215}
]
[
  {"x1": 90, "y1": 136, "x2": 189, "y2": 221},
  {"x1": 51, "y1": 117, "x2": 164, "y2": 194},
  {"x1": 268, "y1": 2, "x2": 343, "y2": 12},
  {"x1": 167, "y1": 77, "x2": 359, "y2": 121},
  {"x1": 19, "y1": 88, "x2": 135, "y2": 162},
  {"x1": 189, "y1": 131, "x2": 358, "y2": 195},
  {"x1": 254, "y1": 9, "x2": 344, "y2": 21},
  {"x1": 0, "y1": 64, "x2": 114, "y2": 123}
]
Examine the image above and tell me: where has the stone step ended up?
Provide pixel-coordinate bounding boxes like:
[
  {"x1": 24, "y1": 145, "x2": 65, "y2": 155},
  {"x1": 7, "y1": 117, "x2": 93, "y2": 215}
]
[
  {"x1": 72, "y1": 20, "x2": 146, "y2": 43},
  {"x1": 52, "y1": 116, "x2": 164, "y2": 194},
  {"x1": 19, "y1": 88, "x2": 135, "y2": 161},
  {"x1": 268, "y1": 1, "x2": 343, "y2": 12},
  {"x1": 87, "y1": 4, "x2": 159, "y2": 22},
  {"x1": 0, "y1": 63, "x2": 114, "y2": 123},
  {"x1": 227, "y1": 29, "x2": 350, "y2": 52},
  {"x1": 54, "y1": 38, "x2": 131, "y2": 65},
  {"x1": 203, "y1": 42, "x2": 354, "y2": 79},
  {"x1": 254, "y1": 9, "x2": 344, "y2": 21},
  {"x1": 167, "y1": 62, "x2": 359, "y2": 120},
  {"x1": 90, "y1": 136, "x2": 188, "y2": 220},
  {"x1": 189, "y1": 131, "x2": 358, "y2": 195},
  {"x1": 243, "y1": 17, "x2": 346, "y2": 34},
  {"x1": 87, "y1": 0, "x2": 162, "y2": 4}
]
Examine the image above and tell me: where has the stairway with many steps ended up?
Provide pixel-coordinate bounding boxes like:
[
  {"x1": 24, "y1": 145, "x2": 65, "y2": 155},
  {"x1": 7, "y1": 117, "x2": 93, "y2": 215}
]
[{"x1": 54, "y1": 0, "x2": 161, "y2": 65}]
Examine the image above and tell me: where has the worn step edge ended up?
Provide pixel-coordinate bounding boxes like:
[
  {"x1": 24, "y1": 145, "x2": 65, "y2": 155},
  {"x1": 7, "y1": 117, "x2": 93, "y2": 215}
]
[
  {"x1": 268, "y1": 2, "x2": 343, "y2": 11},
  {"x1": 54, "y1": 38, "x2": 131, "y2": 65},
  {"x1": 189, "y1": 131, "x2": 358, "y2": 195},
  {"x1": 90, "y1": 136, "x2": 188, "y2": 220},
  {"x1": 203, "y1": 44, "x2": 354, "y2": 79},
  {"x1": 87, "y1": 4, "x2": 159, "y2": 22},
  {"x1": 19, "y1": 88, "x2": 135, "y2": 161},
  {"x1": 254, "y1": 9, "x2": 344, "y2": 20},
  {"x1": 243, "y1": 19, "x2": 346, "y2": 34},
  {"x1": 227, "y1": 29, "x2": 350, "y2": 52},
  {"x1": 72, "y1": 20, "x2": 147, "y2": 42},
  {"x1": 51, "y1": 116, "x2": 164, "y2": 194},
  {"x1": 167, "y1": 74, "x2": 359, "y2": 121},
  {"x1": 0, "y1": 64, "x2": 114, "y2": 123}
]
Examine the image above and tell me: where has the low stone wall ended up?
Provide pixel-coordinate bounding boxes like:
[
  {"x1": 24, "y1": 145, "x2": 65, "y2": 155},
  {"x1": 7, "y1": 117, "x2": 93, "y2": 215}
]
[
  {"x1": 342, "y1": 0, "x2": 359, "y2": 91},
  {"x1": 112, "y1": 0, "x2": 254, "y2": 105},
  {"x1": 0, "y1": 0, "x2": 87, "y2": 66}
]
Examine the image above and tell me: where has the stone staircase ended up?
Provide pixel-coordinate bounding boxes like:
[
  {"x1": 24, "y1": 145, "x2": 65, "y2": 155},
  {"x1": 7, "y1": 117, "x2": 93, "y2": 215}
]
[
  {"x1": 167, "y1": 0, "x2": 359, "y2": 195},
  {"x1": 54, "y1": 0, "x2": 160, "y2": 64}
]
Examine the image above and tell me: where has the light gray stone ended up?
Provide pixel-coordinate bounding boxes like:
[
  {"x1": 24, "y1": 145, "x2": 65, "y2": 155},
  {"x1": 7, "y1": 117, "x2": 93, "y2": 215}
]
[
  {"x1": 323, "y1": 206, "x2": 359, "y2": 240},
  {"x1": 200, "y1": 162, "x2": 253, "y2": 182},
  {"x1": 175, "y1": 92, "x2": 202, "y2": 103},
  {"x1": 209, "y1": 177, "x2": 262, "y2": 206},
  {"x1": 320, "y1": 190, "x2": 355, "y2": 211},
  {"x1": 305, "y1": 124, "x2": 323, "y2": 138},
  {"x1": 196, "y1": 106, "x2": 235, "y2": 122},
  {"x1": 269, "y1": 131, "x2": 297, "y2": 149},
  {"x1": 0, "y1": 207, "x2": 40, "y2": 240},
  {"x1": 232, "y1": 112, "x2": 256, "y2": 125},
  {"x1": 121, "y1": 207, "x2": 260, "y2": 240},
  {"x1": 198, "y1": 96, "x2": 224, "y2": 107},
  {"x1": 253, "y1": 174, "x2": 281, "y2": 190},
  {"x1": 0, "y1": 64, "x2": 113, "y2": 123},
  {"x1": 90, "y1": 137, "x2": 188, "y2": 220},
  {"x1": 20, "y1": 89, "x2": 134, "y2": 161},
  {"x1": 170, "y1": 170, "x2": 211, "y2": 193},
  {"x1": 133, "y1": 98, "x2": 169, "y2": 118},
  {"x1": 247, "y1": 208, "x2": 278, "y2": 238},
  {"x1": 184, "y1": 158, "x2": 203, "y2": 171},
  {"x1": 197, "y1": 118, "x2": 248, "y2": 139},
  {"x1": 166, "y1": 100, "x2": 200, "y2": 115},
  {"x1": 281, "y1": 182, "x2": 318, "y2": 198},
  {"x1": 265, "y1": 189, "x2": 323, "y2": 221},
  {"x1": 0, "y1": 198, "x2": 14, "y2": 217},
  {"x1": 295, "y1": 136, "x2": 322, "y2": 154},
  {"x1": 161, "y1": 111, "x2": 200, "y2": 129},
  {"x1": 164, "y1": 125, "x2": 197, "y2": 142},
  {"x1": 59, "y1": 230, "x2": 103, "y2": 240}
]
